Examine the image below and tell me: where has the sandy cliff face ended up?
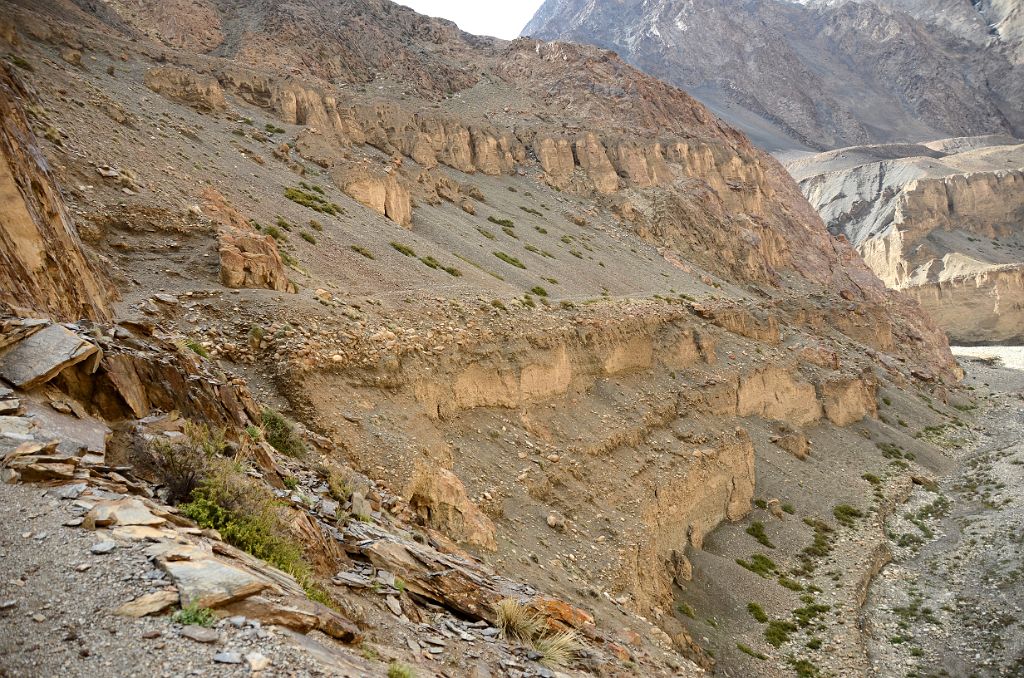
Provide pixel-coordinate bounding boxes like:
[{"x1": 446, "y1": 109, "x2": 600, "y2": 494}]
[
  {"x1": 790, "y1": 136, "x2": 1024, "y2": 343},
  {"x1": 0, "y1": 64, "x2": 110, "y2": 321}
]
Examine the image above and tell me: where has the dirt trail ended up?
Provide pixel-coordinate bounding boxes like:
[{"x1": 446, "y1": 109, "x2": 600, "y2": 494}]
[{"x1": 864, "y1": 352, "x2": 1024, "y2": 677}]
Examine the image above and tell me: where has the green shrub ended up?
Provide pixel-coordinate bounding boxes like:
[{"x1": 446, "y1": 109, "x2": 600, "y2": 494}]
[
  {"x1": 261, "y1": 408, "x2": 308, "y2": 458},
  {"x1": 737, "y1": 643, "x2": 768, "y2": 660},
  {"x1": 520, "y1": 206, "x2": 543, "y2": 216},
  {"x1": 391, "y1": 242, "x2": 416, "y2": 257},
  {"x1": 265, "y1": 225, "x2": 286, "y2": 241},
  {"x1": 788, "y1": 658, "x2": 819, "y2": 678},
  {"x1": 265, "y1": 123, "x2": 286, "y2": 134},
  {"x1": 173, "y1": 603, "x2": 214, "y2": 627},
  {"x1": 747, "y1": 602, "x2": 768, "y2": 623},
  {"x1": 781, "y1": 503, "x2": 795, "y2": 514},
  {"x1": 677, "y1": 602, "x2": 695, "y2": 618},
  {"x1": 488, "y1": 216, "x2": 514, "y2": 228},
  {"x1": 387, "y1": 662, "x2": 415, "y2": 678},
  {"x1": 477, "y1": 227, "x2": 496, "y2": 240},
  {"x1": 833, "y1": 504, "x2": 863, "y2": 528},
  {"x1": 275, "y1": 217, "x2": 293, "y2": 231},
  {"x1": 493, "y1": 251, "x2": 526, "y2": 269},
  {"x1": 284, "y1": 187, "x2": 341, "y2": 215},
  {"x1": 180, "y1": 463, "x2": 307, "y2": 581},
  {"x1": 503, "y1": 226, "x2": 517, "y2": 239},
  {"x1": 350, "y1": 245, "x2": 374, "y2": 259},
  {"x1": 778, "y1": 576, "x2": 804, "y2": 592},
  {"x1": 144, "y1": 422, "x2": 225, "y2": 504},
  {"x1": 183, "y1": 339, "x2": 209, "y2": 358},
  {"x1": 754, "y1": 499, "x2": 768, "y2": 509},
  {"x1": 736, "y1": 554, "x2": 777, "y2": 577},
  {"x1": 530, "y1": 286, "x2": 548, "y2": 297},
  {"x1": 308, "y1": 219, "x2": 324, "y2": 232},
  {"x1": 301, "y1": 231, "x2": 317, "y2": 244},
  {"x1": 764, "y1": 620, "x2": 797, "y2": 647},
  {"x1": 746, "y1": 521, "x2": 775, "y2": 548}
]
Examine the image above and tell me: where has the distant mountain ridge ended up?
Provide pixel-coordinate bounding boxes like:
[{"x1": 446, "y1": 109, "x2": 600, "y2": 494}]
[{"x1": 524, "y1": 0, "x2": 1024, "y2": 151}]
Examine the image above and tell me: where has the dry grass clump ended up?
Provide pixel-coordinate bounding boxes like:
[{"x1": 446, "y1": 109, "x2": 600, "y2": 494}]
[{"x1": 494, "y1": 598, "x2": 581, "y2": 667}]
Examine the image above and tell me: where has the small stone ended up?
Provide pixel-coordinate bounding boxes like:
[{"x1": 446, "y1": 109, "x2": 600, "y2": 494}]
[
  {"x1": 141, "y1": 630, "x2": 161, "y2": 639},
  {"x1": 385, "y1": 596, "x2": 402, "y2": 616},
  {"x1": 213, "y1": 651, "x2": 243, "y2": 664},
  {"x1": 546, "y1": 512, "x2": 566, "y2": 531},
  {"x1": 0, "y1": 600, "x2": 16, "y2": 611},
  {"x1": 64, "y1": 517, "x2": 84, "y2": 527},
  {"x1": 74, "y1": 563, "x2": 92, "y2": 572},
  {"x1": 32, "y1": 614, "x2": 45, "y2": 623},
  {"x1": 90, "y1": 541, "x2": 117, "y2": 555},
  {"x1": 180, "y1": 625, "x2": 219, "y2": 643},
  {"x1": 246, "y1": 652, "x2": 270, "y2": 671},
  {"x1": 227, "y1": 615, "x2": 247, "y2": 628}
]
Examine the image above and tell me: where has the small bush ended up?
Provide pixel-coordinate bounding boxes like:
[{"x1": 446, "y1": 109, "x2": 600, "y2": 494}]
[
  {"x1": 778, "y1": 576, "x2": 804, "y2": 592},
  {"x1": 477, "y1": 227, "x2": 496, "y2": 240},
  {"x1": 493, "y1": 251, "x2": 526, "y2": 269},
  {"x1": 8, "y1": 54, "x2": 33, "y2": 71},
  {"x1": 301, "y1": 231, "x2": 317, "y2": 244},
  {"x1": 754, "y1": 499, "x2": 768, "y2": 509},
  {"x1": 737, "y1": 643, "x2": 768, "y2": 660},
  {"x1": 781, "y1": 503, "x2": 795, "y2": 514},
  {"x1": 173, "y1": 603, "x2": 214, "y2": 627},
  {"x1": 145, "y1": 422, "x2": 225, "y2": 504},
  {"x1": 488, "y1": 216, "x2": 514, "y2": 228},
  {"x1": 183, "y1": 339, "x2": 209, "y2": 358},
  {"x1": 503, "y1": 226, "x2": 517, "y2": 239},
  {"x1": 350, "y1": 245, "x2": 374, "y2": 259},
  {"x1": 530, "y1": 286, "x2": 548, "y2": 297},
  {"x1": 737, "y1": 553, "x2": 777, "y2": 577},
  {"x1": 308, "y1": 219, "x2": 323, "y2": 232},
  {"x1": 862, "y1": 473, "x2": 881, "y2": 485},
  {"x1": 495, "y1": 598, "x2": 544, "y2": 643},
  {"x1": 261, "y1": 408, "x2": 308, "y2": 458},
  {"x1": 180, "y1": 463, "x2": 307, "y2": 581},
  {"x1": 789, "y1": 658, "x2": 820, "y2": 678},
  {"x1": 833, "y1": 504, "x2": 863, "y2": 528},
  {"x1": 535, "y1": 630, "x2": 580, "y2": 668},
  {"x1": 285, "y1": 186, "x2": 340, "y2": 215},
  {"x1": 265, "y1": 225, "x2": 286, "y2": 241},
  {"x1": 677, "y1": 602, "x2": 695, "y2": 618},
  {"x1": 387, "y1": 662, "x2": 415, "y2": 678},
  {"x1": 747, "y1": 602, "x2": 768, "y2": 623},
  {"x1": 764, "y1": 620, "x2": 797, "y2": 647},
  {"x1": 806, "y1": 637, "x2": 822, "y2": 649},
  {"x1": 520, "y1": 206, "x2": 543, "y2": 216},
  {"x1": 746, "y1": 521, "x2": 775, "y2": 548},
  {"x1": 265, "y1": 123, "x2": 286, "y2": 134},
  {"x1": 391, "y1": 242, "x2": 416, "y2": 257}
]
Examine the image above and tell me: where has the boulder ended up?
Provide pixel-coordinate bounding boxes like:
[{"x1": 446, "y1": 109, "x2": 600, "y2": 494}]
[
  {"x1": 405, "y1": 464, "x2": 497, "y2": 551},
  {"x1": 113, "y1": 589, "x2": 180, "y2": 617},
  {"x1": 0, "y1": 323, "x2": 99, "y2": 389},
  {"x1": 159, "y1": 557, "x2": 270, "y2": 608}
]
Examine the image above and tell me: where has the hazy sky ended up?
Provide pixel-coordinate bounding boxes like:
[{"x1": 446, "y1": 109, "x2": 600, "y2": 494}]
[{"x1": 394, "y1": 0, "x2": 547, "y2": 40}]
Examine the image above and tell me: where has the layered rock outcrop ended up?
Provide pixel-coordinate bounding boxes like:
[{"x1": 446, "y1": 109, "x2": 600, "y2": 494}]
[
  {"x1": 0, "y1": 65, "x2": 110, "y2": 321},
  {"x1": 203, "y1": 190, "x2": 296, "y2": 293},
  {"x1": 790, "y1": 136, "x2": 1024, "y2": 343}
]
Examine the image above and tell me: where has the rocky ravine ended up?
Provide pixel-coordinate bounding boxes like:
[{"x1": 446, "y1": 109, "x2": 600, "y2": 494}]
[
  {"x1": 0, "y1": 0, "x2": 991, "y2": 675},
  {"x1": 787, "y1": 135, "x2": 1024, "y2": 344},
  {"x1": 523, "y1": 0, "x2": 1024, "y2": 151},
  {"x1": 865, "y1": 351, "x2": 1024, "y2": 677}
]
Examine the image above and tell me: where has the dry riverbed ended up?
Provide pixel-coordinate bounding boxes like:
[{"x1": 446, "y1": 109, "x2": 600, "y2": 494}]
[{"x1": 865, "y1": 349, "x2": 1024, "y2": 677}]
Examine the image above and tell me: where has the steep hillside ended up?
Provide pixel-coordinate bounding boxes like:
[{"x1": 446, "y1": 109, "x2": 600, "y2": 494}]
[
  {"x1": 523, "y1": 0, "x2": 1024, "y2": 151},
  {"x1": 0, "y1": 0, "x2": 980, "y2": 676},
  {"x1": 789, "y1": 135, "x2": 1024, "y2": 344}
]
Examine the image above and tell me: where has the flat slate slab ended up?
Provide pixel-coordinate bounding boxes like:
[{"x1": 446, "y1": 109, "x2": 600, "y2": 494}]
[
  {"x1": 159, "y1": 557, "x2": 269, "y2": 608},
  {"x1": 0, "y1": 324, "x2": 99, "y2": 389}
]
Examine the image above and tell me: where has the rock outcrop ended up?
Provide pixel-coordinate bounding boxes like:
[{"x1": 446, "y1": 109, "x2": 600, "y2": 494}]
[
  {"x1": 144, "y1": 66, "x2": 227, "y2": 112},
  {"x1": 0, "y1": 64, "x2": 110, "y2": 321},
  {"x1": 203, "y1": 190, "x2": 295, "y2": 293},
  {"x1": 790, "y1": 136, "x2": 1024, "y2": 343}
]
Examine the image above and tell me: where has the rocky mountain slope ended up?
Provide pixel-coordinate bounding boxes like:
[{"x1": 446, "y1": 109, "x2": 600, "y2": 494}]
[
  {"x1": 523, "y1": 0, "x2": 1024, "y2": 151},
  {"x1": 0, "y1": 0, "x2": 984, "y2": 676},
  {"x1": 788, "y1": 135, "x2": 1024, "y2": 344}
]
